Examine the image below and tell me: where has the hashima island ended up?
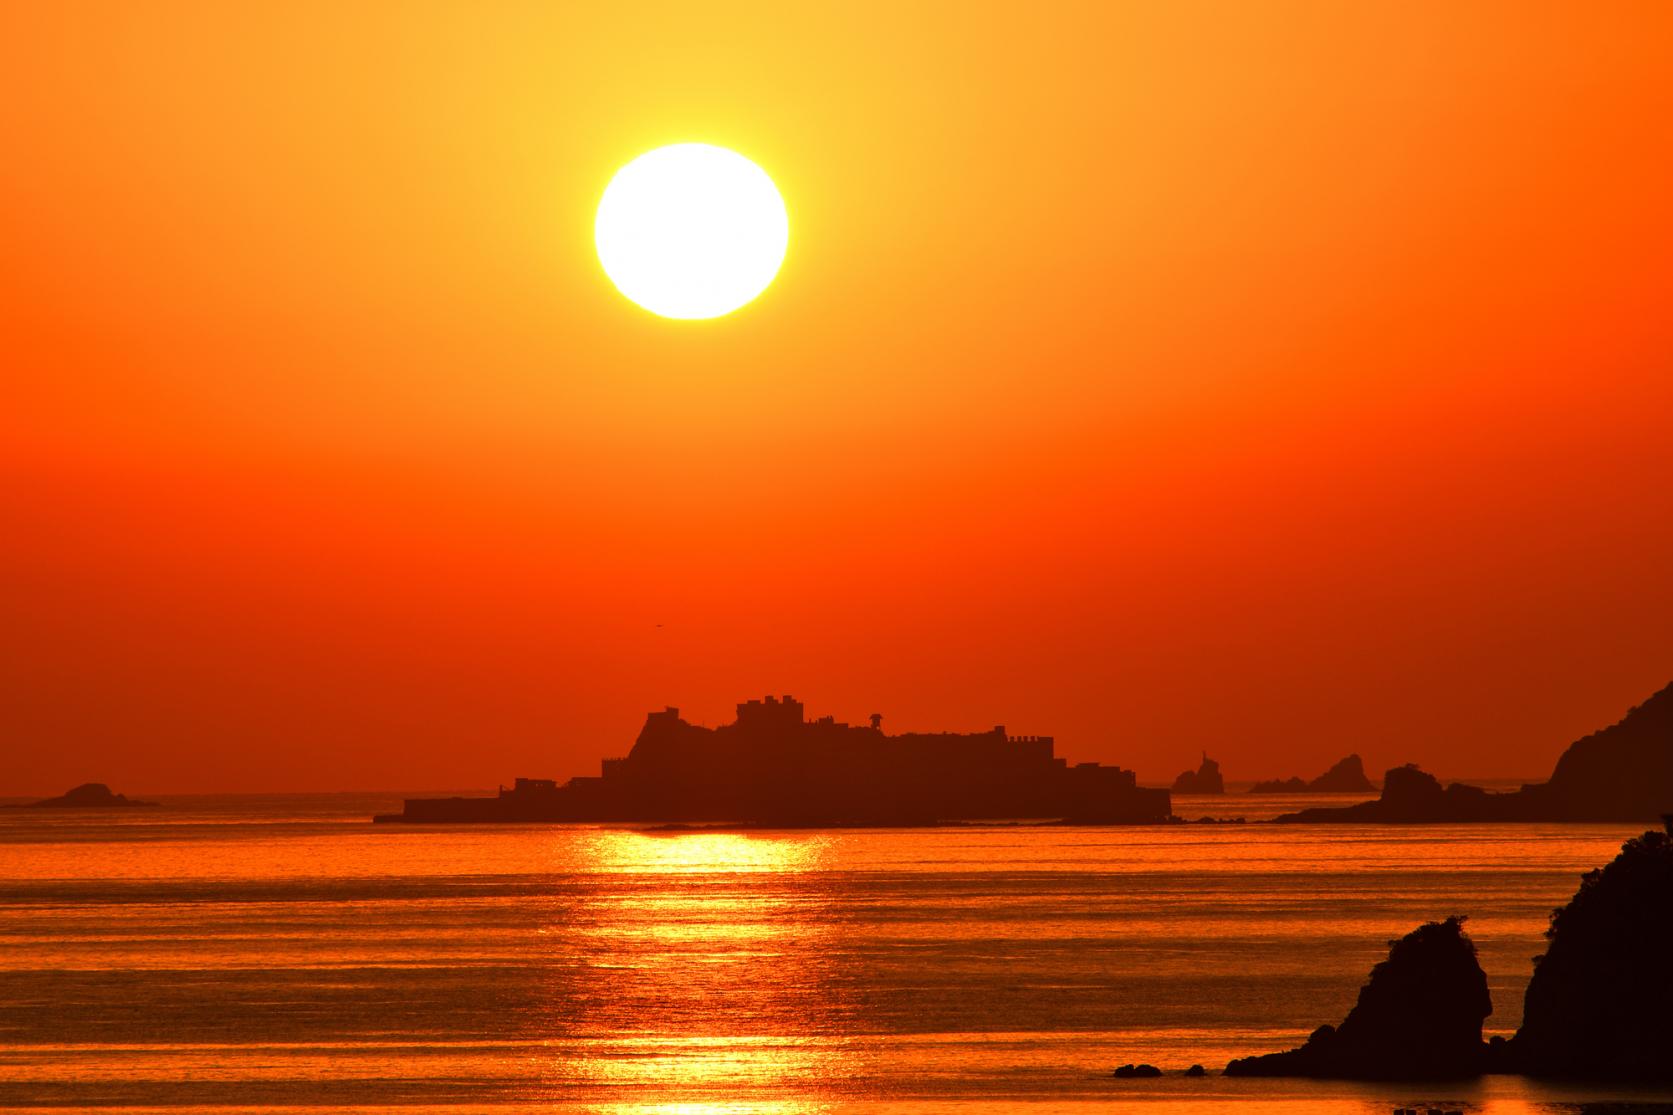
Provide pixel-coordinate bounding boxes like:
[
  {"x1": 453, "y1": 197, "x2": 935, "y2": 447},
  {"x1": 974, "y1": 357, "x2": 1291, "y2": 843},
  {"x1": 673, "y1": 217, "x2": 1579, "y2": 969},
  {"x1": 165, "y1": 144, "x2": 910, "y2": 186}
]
[
  {"x1": 375, "y1": 681, "x2": 1672, "y2": 828},
  {"x1": 376, "y1": 694, "x2": 1171, "y2": 826}
]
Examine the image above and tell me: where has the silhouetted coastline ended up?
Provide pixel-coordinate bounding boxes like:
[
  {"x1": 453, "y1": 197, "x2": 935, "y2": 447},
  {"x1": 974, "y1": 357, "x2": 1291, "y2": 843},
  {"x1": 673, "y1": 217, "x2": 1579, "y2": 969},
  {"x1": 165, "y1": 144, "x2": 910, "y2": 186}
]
[
  {"x1": 1276, "y1": 682, "x2": 1673, "y2": 823},
  {"x1": 1511, "y1": 816, "x2": 1673, "y2": 1079},
  {"x1": 1224, "y1": 916, "x2": 1491, "y2": 1080},
  {"x1": 1248, "y1": 753, "x2": 1375, "y2": 794},
  {"x1": 2, "y1": 783, "x2": 158, "y2": 809},
  {"x1": 1219, "y1": 819, "x2": 1673, "y2": 1083},
  {"x1": 375, "y1": 696, "x2": 1171, "y2": 826}
]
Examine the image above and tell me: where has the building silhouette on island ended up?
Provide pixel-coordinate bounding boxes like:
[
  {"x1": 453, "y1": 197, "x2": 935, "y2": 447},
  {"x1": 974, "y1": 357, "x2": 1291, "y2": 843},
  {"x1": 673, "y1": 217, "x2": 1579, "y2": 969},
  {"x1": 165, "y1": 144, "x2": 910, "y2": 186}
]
[{"x1": 376, "y1": 695, "x2": 1170, "y2": 826}]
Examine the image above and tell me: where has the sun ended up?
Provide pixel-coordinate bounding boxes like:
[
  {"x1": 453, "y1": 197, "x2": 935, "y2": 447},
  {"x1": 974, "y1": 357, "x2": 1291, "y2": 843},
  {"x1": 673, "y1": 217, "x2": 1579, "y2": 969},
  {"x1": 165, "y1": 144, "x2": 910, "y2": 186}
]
[{"x1": 594, "y1": 144, "x2": 788, "y2": 320}]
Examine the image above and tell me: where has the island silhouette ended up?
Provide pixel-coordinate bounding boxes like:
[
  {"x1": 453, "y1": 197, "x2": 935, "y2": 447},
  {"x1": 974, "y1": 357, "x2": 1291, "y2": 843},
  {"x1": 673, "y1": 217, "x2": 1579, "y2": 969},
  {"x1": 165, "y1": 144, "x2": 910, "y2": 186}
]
[
  {"x1": 1219, "y1": 816, "x2": 1673, "y2": 1081},
  {"x1": 2, "y1": 783, "x2": 158, "y2": 809},
  {"x1": 1511, "y1": 814, "x2": 1673, "y2": 1078},
  {"x1": 1225, "y1": 916, "x2": 1492, "y2": 1080},
  {"x1": 1277, "y1": 680, "x2": 1673, "y2": 823},
  {"x1": 1171, "y1": 752, "x2": 1224, "y2": 794},
  {"x1": 1248, "y1": 753, "x2": 1375, "y2": 794},
  {"x1": 375, "y1": 695, "x2": 1171, "y2": 826}
]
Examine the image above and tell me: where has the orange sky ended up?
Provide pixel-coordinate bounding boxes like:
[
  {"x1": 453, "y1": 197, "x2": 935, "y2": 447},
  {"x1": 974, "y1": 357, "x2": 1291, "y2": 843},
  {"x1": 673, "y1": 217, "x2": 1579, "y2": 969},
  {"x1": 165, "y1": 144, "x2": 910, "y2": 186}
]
[{"x1": 3, "y1": 2, "x2": 1671, "y2": 794}]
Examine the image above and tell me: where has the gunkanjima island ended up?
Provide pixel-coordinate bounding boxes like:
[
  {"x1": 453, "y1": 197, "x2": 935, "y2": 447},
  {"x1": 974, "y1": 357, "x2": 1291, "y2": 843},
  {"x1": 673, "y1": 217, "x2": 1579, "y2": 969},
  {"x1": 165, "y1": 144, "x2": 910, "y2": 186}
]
[
  {"x1": 375, "y1": 694, "x2": 1172, "y2": 826},
  {"x1": 376, "y1": 681, "x2": 1673, "y2": 828}
]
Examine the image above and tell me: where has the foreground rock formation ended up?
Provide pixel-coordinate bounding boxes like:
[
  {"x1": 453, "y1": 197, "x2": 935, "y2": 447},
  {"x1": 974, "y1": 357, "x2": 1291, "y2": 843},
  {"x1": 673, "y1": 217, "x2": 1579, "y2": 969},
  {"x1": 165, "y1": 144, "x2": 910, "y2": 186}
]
[
  {"x1": 3, "y1": 783, "x2": 158, "y2": 809},
  {"x1": 1277, "y1": 681, "x2": 1673, "y2": 823},
  {"x1": 1224, "y1": 917, "x2": 1490, "y2": 1079},
  {"x1": 1218, "y1": 822, "x2": 1673, "y2": 1082},
  {"x1": 1171, "y1": 753, "x2": 1225, "y2": 794},
  {"x1": 1249, "y1": 754, "x2": 1376, "y2": 794},
  {"x1": 1511, "y1": 817, "x2": 1673, "y2": 1078}
]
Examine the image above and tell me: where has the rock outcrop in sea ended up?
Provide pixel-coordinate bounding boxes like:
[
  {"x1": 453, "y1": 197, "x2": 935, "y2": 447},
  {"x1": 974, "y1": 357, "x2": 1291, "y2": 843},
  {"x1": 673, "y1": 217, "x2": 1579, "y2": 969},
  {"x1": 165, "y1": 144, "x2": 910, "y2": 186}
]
[
  {"x1": 1510, "y1": 817, "x2": 1673, "y2": 1078},
  {"x1": 4, "y1": 783, "x2": 159, "y2": 809},
  {"x1": 1276, "y1": 681, "x2": 1673, "y2": 823},
  {"x1": 1249, "y1": 754, "x2": 1375, "y2": 794},
  {"x1": 1171, "y1": 753, "x2": 1225, "y2": 794},
  {"x1": 1112, "y1": 1062, "x2": 1162, "y2": 1078},
  {"x1": 1214, "y1": 820, "x2": 1673, "y2": 1082},
  {"x1": 1224, "y1": 916, "x2": 1490, "y2": 1079}
]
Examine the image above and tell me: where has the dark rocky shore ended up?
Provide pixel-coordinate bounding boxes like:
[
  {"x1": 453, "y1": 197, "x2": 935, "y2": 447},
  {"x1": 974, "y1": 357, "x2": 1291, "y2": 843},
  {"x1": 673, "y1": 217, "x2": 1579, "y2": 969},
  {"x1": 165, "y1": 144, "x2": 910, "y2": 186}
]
[
  {"x1": 1220, "y1": 817, "x2": 1673, "y2": 1081},
  {"x1": 1225, "y1": 916, "x2": 1491, "y2": 1079},
  {"x1": 1277, "y1": 681, "x2": 1672, "y2": 823},
  {"x1": 1512, "y1": 817, "x2": 1673, "y2": 1078},
  {"x1": 2, "y1": 783, "x2": 158, "y2": 809}
]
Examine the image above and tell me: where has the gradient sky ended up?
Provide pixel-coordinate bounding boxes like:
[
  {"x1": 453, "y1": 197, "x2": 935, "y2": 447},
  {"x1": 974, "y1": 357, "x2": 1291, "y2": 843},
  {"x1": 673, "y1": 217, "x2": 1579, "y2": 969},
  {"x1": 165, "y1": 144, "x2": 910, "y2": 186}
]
[{"x1": 3, "y1": 2, "x2": 1671, "y2": 794}]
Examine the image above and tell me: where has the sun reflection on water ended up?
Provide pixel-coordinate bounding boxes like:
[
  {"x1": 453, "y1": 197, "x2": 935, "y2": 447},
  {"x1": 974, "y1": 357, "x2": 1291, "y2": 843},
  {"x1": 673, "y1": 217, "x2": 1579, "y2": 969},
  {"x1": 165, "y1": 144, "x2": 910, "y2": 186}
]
[
  {"x1": 558, "y1": 829, "x2": 856, "y2": 1111},
  {"x1": 576, "y1": 829, "x2": 832, "y2": 874},
  {"x1": 588, "y1": 1098, "x2": 829, "y2": 1104}
]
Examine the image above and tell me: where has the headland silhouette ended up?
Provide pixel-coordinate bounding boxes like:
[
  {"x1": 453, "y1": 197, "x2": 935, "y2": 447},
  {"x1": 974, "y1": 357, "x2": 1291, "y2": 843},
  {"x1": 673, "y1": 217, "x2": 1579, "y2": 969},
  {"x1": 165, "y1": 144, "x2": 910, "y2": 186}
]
[
  {"x1": 1248, "y1": 753, "x2": 1375, "y2": 794},
  {"x1": 1225, "y1": 916, "x2": 1492, "y2": 1080},
  {"x1": 376, "y1": 695, "x2": 1171, "y2": 826},
  {"x1": 1219, "y1": 816, "x2": 1673, "y2": 1081},
  {"x1": 1277, "y1": 681, "x2": 1673, "y2": 823},
  {"x1": 1511, "y1": 814, "x2": 1673, "y2": 1078},
  {"x1": 2, "y1": 783, "x2": 158, "y2": 809}
]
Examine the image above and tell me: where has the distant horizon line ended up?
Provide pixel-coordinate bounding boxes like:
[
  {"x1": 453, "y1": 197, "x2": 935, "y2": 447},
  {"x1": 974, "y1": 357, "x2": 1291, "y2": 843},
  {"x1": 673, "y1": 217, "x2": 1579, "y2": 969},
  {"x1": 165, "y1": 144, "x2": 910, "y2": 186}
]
[{"x1": 0, "y1": 775, "x2": 1553, "y2": 801}]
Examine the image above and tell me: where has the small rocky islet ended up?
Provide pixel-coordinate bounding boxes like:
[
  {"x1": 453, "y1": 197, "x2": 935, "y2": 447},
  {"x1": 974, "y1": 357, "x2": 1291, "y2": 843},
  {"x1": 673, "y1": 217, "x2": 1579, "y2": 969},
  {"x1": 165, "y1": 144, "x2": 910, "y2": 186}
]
[
  {"x1": 1248, "y1": 752, "x2": 1376, "y2": 794},
  {"x1": 3, "y1": 783, "x2": 158, "y2": 809},
  {"x1": 1278, "y1": 681, "x2": 1673, "y2": 824},
  {"x1": 1173, "y1": 752, "x2": 1376, "y2": 795}
]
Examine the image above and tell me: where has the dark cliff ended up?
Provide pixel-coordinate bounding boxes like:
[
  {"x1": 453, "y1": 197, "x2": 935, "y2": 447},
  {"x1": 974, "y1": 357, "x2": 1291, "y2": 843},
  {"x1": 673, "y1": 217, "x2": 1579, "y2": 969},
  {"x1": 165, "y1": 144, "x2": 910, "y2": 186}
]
[
  {"x1": 1277, "y1": 681, "x2": 1673, "y2": 823},
  {"x1": 1225, "y1": 917, "x2": 1490, "y2": 1079},
  {"x1": 1172, "y1": 753, "x2": 1225, "y2": 794},
  {"x1": 1511, "y1": 818, "x2": 1673, "y2": 1078},
  {"x1": 1250, "y1": 753, "x2": 1375, "y2": 794},
  {"x1": 1219, "y1": 823, "x2": 1673, "y2": 1082},
  {"x1": 1531, "y1": 682, "x2": 1673, "y2": 821}
]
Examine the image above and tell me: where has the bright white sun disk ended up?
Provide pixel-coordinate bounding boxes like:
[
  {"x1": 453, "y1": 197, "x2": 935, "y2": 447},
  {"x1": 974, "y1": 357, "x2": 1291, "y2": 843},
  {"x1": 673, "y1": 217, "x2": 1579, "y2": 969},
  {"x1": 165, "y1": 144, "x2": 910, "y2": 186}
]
[{"x1": 595, "y1": 144, "x2": 788, "y2": 320}]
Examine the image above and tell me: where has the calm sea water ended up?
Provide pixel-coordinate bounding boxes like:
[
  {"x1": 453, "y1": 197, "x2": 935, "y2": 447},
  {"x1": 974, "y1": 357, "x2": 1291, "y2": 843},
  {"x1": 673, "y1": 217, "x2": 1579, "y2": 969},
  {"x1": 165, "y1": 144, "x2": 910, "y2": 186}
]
[{"x1": 2, "y1": 790, "x2": 1670, "y2": 1114}]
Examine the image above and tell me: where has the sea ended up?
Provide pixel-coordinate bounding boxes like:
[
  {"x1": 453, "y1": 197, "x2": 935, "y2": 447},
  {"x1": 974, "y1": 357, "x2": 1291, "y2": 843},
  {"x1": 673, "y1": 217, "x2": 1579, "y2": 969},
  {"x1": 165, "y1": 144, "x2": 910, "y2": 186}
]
[{"x1": 2, "y1": 788, "x2": 1671, "y2": 1115}]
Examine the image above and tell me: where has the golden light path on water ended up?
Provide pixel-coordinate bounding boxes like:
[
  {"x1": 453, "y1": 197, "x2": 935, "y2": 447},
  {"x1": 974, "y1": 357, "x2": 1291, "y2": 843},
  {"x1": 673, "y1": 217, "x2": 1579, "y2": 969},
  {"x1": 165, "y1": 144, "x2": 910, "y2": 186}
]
[
  {"x1": 560, "y1": 831, "x2": 852, "y2": 1114},
  {"x1": 1, "y1": 796, "x2": 1668, "y2": 1113}
]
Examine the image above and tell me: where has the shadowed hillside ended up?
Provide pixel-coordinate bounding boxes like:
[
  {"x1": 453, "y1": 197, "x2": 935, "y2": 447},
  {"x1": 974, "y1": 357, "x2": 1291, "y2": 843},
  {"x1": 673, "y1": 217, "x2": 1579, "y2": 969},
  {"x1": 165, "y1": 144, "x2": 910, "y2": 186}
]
[
  {"x1": 1278, "y1": 682, "x2": 1673, "y2": 823},
  {"x1": 1512, "y1": 817, "x2": 1673, "y2": 1078},
  {"x1": 1225, "y1": 917, "x2": 1490, "y2": 1079}
]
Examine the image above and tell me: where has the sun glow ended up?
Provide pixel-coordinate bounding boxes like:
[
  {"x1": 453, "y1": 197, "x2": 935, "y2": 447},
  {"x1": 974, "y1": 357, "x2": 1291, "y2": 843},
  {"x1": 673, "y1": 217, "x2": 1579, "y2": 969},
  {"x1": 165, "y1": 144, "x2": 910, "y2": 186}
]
[{"x1": 594, "y1": 144, "x2": 789, "y2": 320}]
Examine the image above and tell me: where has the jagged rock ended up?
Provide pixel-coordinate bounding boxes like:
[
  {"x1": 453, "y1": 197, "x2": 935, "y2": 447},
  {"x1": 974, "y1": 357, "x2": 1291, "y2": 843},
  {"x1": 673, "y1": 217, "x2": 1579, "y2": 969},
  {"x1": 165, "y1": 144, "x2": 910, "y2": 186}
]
[
  {"x1": 1112, "y1": 1063, "x2": 1162, "y2": 1078},
  {"x1": 1172, "y1": 753, "x2": 1225, "y2": 794},
  {"x1": 1530, "y1": 683, "x2": 1673, "y2": 820},
  {"x1": 1224, "y1": 917, "x2": 1490, "y2": 1079},
  {"x1": 1309, "y1": 753, "x2": 1376, "y2": 792},
  {"x1": 1277, "y1": 682, "x2": 1673, "y2": 823},
  {"x1": 1248, "y1": 776, "x2": 1309, "y2": 793},
  {"x1": 1250, "y1": 754, "x2": 1375, "y2": 794},
  {"x1": 1511, "y1": 818, "x2": 1673, "y2": 1078},
  {"x1": 1184, "y1": 1063, "x2": 1206, "y2": 1076},
  {"x1": 4, "y1": 783, "x2": 158, "y2": 809}
]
